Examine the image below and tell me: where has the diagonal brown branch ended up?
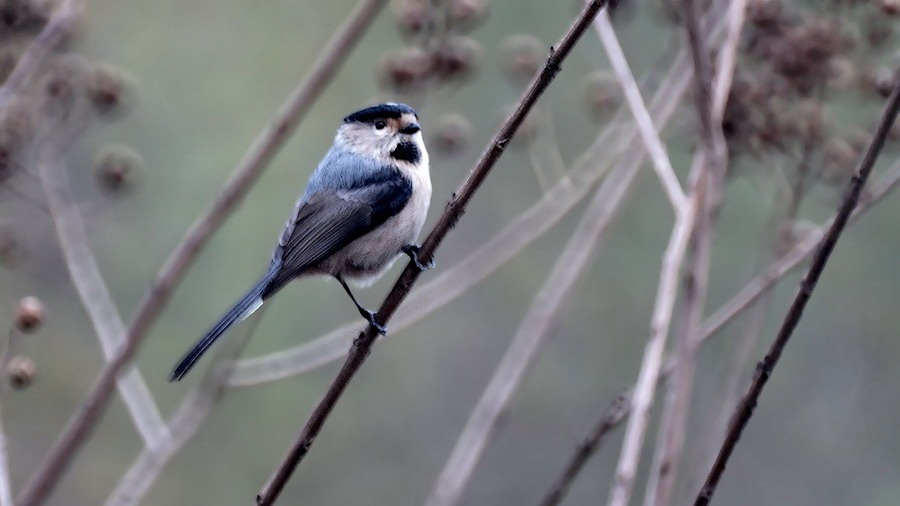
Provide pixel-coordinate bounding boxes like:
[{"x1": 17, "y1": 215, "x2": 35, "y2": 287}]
[
  {"x1": 255, "y1": 2, "x2": 610, "y2": 504},
  {"x1": 694, "y1": 71, "x2": 900, "y2": 506},
  {"x1": 15, "y1": 1, "x2": 388, "y2": 504}
]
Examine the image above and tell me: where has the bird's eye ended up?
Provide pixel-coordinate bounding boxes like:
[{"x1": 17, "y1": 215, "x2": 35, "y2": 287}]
[{"x1": 374, "y1": 120, "x2": 387, "y2": 130}]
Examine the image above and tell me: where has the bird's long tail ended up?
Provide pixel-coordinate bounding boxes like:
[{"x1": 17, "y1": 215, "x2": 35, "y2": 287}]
[{"x1": 169, "y1": 270, "x2": 277, "y2": 381}]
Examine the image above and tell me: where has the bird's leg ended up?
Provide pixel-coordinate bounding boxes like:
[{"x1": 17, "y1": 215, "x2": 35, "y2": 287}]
[
  {"x1": 337, "y1": 275, "x2": 387, "y2": 335},
  {"x1": 402, "y1": 244, "x2": 435, "y2": 271}
]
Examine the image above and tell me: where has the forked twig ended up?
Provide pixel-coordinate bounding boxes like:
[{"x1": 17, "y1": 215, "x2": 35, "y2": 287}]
[
  {"x1": 16, "y1": 1, "x2": 388, "y2": 504},
  {"x1": 256, "y1": 2, "x2": 610, "y2": 504},
  {"x1": 694, "y1": 73, "x2": 900, "y2": 505}
]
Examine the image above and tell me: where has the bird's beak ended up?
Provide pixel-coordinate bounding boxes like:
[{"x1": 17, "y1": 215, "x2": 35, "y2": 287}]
[{"x1": 399, "y1": 122, "x2": 420, "y2": 135}]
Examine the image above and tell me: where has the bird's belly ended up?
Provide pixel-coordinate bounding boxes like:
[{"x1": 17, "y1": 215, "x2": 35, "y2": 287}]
[{"x1": 323, "y1": 187, "x2": 430, "y2": 287}]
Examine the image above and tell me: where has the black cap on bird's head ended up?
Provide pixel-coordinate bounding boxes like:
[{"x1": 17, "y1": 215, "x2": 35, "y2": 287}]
[{"x1": 343, "y1": 103, "x2": 418, "y2": 124}]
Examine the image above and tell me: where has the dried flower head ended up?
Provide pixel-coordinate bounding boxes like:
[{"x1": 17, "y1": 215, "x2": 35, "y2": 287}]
[
  {"x1": 447, "y1": 0, "x2": 489, "y2": 33},
  {"x1": 878, "y1": 0, "x2": 900, "y2": 16},
  {"x1": 582, "y1": 72, "x2": 619, "y2": 121},
  {"x1": 432, "y1": 36, "x2": 482, "y2": 83},
  {"x1": 498, "y1": 34, "x2": 545, "y2": 86},
  {"x1": 378, "y1": 46, "x2": 432, "y2": 93},
  {"x1": 7, "y1": 355, "x2": 36, "y2": 390},
  {"x1": 431, "y1": 113, "x2": 473, "y2": 156},
  {"x1": 391, "y1": 0, "x2": 435, "y2": 39},
  {"x1": 86, "y1": 63, "x2": 135, "y2": 118},
  {"x1": 14, "y1": 295, "x2": 43, "y2": 333},
  {"x1": 95, "y1": 144, "x2": 142, "y2": 194}
]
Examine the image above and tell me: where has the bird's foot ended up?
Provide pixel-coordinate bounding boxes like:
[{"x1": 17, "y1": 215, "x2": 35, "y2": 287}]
[
  {"x1": 402, "y1": 244, "x2": 435, "y2": 271},
  {"x1": 360, "y1": 308, "x2": 388, "y2": 335}
]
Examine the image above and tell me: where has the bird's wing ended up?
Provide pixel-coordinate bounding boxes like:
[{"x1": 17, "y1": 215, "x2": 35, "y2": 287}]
[{"x1": 266, "y1": 168, "x2": 412, "y2": 291}]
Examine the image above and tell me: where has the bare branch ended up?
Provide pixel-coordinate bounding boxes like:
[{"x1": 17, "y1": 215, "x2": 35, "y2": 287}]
[
  {"x1": 256, "y1": 2, "x2": 611, "y2": 504},
  {"x1": 15, "y1": 2, "x2": 388, "y2": 504},
  {"x1": 594, "y1": 11, "x2": 686, "y2": 213},
  {"x1": 695, "y1": 71, "x2": 900, "y2": 506},
  {"x1": 539, "y1": 394, "x2": 630, "y2": 506},
  {"x1": 702, "y1": 157, "x2": 900, "y2": 341},
  {"x1": 606, "y1": 172, "x2": 701, "y2": 506},
  {"x1": 645, "y1": 1, "x2": 745, "y2": 503},
  {"x1": 538, "y1": 155, "x2": 900, "y2": 506},
  {"x1": 37, "y1": 146, "x2": 166, "y2": 448}
]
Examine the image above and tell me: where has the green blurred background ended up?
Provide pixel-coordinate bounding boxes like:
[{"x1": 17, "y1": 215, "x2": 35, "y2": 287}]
[{"x1": 1, "y1": 0, "x2": 899, "y2": 504}]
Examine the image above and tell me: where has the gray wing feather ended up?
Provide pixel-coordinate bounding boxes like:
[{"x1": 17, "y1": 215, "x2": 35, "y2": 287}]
[{"x1": 264, "y1": 169, "x2": 412, "y2": 297}]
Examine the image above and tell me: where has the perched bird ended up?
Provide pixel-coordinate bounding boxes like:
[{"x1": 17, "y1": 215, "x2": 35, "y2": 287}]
[{"x1": 170, "y1": 103, "x2": 432, "y2": 381}]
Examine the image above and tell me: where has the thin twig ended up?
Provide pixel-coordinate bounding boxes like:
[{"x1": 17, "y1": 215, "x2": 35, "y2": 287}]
[
  {"x1": 538, "y1": 155, "x2": 900, "y2": 506},
  {"x1": 594, "y1": 11, "x2": 686, "y2": 212},
  {"x1": 645, "y1": 1, "x2": 744, "y2": 503},
  {"x1": 15, "y1": 2, "x2": 387, "y2": 504},
  {"x1": 426, "y1": 140, "x2": 646, "y2": 506},
  {"x1": 38, "y1": 144, "x2": 166, "y2": 448},
  {"x1": 695, "y1": 71, "x2": 900, "y2": 506},
  {"x1": 227, "y1": 46, "x2": 696, "y2": 387},
  {"x1": 256, "y1": 2, "x2": 610, "y2": 504},
  {"x1": 606, "y1": 173, "x2": 700, "y2": 506},
  {"x1": 0, "y1": 0, "x2": 81, "y2": 109}
]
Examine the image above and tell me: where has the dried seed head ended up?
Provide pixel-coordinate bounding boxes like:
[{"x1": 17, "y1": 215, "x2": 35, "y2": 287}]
[
  {"x1": 14, "y1": 296, "x2": 43, "y2": 333},
  {"x1": 498, "y1": 34, "x2": 545, "y2": 86},
  {"x1": 747, "y1": 0, "x2": 784, "y2": 31},
  {"x1": 447, "y1": 0, "x2": 488, "y2": 33},
  {"x1": 431, "y1": 113, "x2": 473, "y2": 156},
  {"x1": 864, "y1": 12, "x2": 894, "y2": 48},
  {"x1": 7, "y1": 356, "x2": 36, "y2": 390},
  {"x1": 871, "y1": 66, "x2": 895, "y2": 98},
  {"x1": 432, "y1": 36, "x2": 482, "y2": 83},
  {"x1": 0, "y1": 0, "x2": 50, "y2": 38},
  {"x1": 391, "y1": 0, "x2": 434, "y2": 39},
  {"x1": 41, "y1": 56, "x2": 83, "y2": 112},
  {"x1": 95, "y1": 145, "x2": 141, "y2": 194},
  {"x1": 878, "y1": 0, "x2": 900, "y2": 16},
  {"x1": 822, "y1": 138, "x2": 860, "y2": 184},
  {"x1": 582, "y1": 72, "x2": 619, "y2": 120},
  {"x1": 378, "y1": 46, "x2": 432, "y2": 93},
  {"x1": 86, "y1": 63, "x2": 135, "y2": 118}
]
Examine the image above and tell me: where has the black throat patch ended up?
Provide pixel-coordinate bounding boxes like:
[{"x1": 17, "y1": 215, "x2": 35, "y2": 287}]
[{"x1": 391, "y1": 141, "x2": 420, "y2": 164}]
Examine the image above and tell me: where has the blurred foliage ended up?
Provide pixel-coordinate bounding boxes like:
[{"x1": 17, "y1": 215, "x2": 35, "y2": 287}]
[{"x1": 0, "y1": 0, "x2": 899, "y2": 505}]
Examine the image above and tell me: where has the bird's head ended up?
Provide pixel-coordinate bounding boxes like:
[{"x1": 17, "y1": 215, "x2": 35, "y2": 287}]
[{"x1": 336, "y1": 103, "x2": 426, "y2": 168}]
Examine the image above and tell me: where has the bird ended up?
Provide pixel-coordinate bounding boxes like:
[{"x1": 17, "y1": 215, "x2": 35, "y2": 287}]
[{"x1": 170, "y1": 102, "x2": 432, "y2": 381}]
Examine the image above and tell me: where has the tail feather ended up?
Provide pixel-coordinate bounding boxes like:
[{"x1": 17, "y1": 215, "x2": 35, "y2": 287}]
[{"x1": 170, "y1": 271, "x2": 275, "y2": 381}]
